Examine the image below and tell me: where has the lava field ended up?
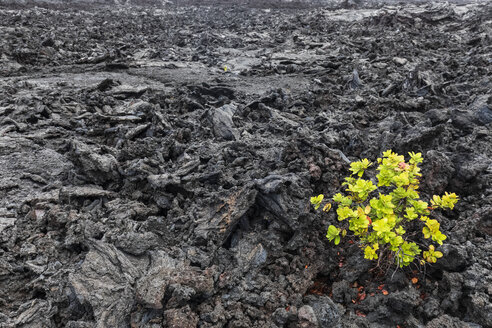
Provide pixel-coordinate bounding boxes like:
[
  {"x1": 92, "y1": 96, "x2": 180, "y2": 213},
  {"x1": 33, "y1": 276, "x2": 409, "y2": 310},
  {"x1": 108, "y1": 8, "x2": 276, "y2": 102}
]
[{"x1": 0, "y1": 1, "x2": 491, "y2": 327}]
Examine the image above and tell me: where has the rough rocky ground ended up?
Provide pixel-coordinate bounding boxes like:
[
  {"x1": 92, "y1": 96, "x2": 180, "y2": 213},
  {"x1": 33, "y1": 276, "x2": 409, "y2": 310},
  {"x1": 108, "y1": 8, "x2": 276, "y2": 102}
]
[{"x1": 0, "y1": 1, "x2": 491, "y2": 327}]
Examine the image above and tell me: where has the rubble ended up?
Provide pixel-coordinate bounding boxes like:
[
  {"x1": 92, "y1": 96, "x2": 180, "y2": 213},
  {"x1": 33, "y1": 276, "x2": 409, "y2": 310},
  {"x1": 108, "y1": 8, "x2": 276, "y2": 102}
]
[{"x1": 0, "y1": 0, "x2": 490, "y2": 327}]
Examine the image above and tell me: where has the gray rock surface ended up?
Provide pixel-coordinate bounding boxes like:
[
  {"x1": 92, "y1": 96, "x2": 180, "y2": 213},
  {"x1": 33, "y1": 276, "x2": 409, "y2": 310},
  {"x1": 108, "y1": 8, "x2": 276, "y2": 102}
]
[{"x1": 0, "y1": 1, "x2": 490, "y2": 327}]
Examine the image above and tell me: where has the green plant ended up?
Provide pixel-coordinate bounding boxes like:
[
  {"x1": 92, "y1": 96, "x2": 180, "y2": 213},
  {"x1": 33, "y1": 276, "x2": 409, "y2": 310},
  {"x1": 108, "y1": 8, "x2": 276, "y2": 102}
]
[{"x1": 310, "y1": 150, "x2": 458, "y2": 269}]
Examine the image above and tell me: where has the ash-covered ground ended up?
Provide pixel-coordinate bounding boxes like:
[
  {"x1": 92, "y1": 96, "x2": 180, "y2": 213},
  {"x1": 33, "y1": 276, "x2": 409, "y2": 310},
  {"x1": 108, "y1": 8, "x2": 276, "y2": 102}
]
[{"x1": 0, "y1": 1, "x2": 491, "y2": 327}]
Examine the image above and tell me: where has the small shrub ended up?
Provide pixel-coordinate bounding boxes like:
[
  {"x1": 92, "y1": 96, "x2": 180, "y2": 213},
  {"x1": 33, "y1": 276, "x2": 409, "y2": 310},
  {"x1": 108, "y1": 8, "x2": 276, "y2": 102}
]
[{"x1": 311, "y1": 150, "x2": 458, "y2": 269}]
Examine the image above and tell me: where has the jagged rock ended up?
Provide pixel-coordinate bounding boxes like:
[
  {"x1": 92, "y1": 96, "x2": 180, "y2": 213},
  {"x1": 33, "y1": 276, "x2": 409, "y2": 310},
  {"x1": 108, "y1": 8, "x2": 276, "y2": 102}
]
[
  {"x1": 66, "y1": 321, "x2": 95, "y2": 328},
  {"x1": 147, "y1": 173, "x2": 181, "y2": 189},
  {"x1": 469, "y1": 95, "x2": 492, "y2": 126},
  {"x1": 69, "y1": 242, "x2": 141, "y2": 328},
  {"x1": 272, "y1": 307, "x2": 291, "y2": 326},
  {"x1": 436, "y1": 244, "x2": 469, "y2": 272},
  {"x1": 0, "y1": 2, "x2": 491, "y2": 328},
  {"x1": 136, "y1": 251, "x2": 213, "y2": 309},
  {"x1": 0, "y1": 215, "x2": 16, "y2": 232},
  {"x1": 465, "y1": 292, "x2": 492, "y2": 328},
  {"x1": 234, "y1": 238, "x2": 268, "y2": 271},
  {"x1": 164, "y1": 306, "x2": 199, "y2": 328},
  {"x1": 70, "y1": 140, "x2": 119, "y2": 184},
  {"x1": 331, "y1": 280, "x2": 355, "y2": 304},
  {"x1": 212, "y1": 103, "x2": 239, "y2": 141},
  {"x1": 105, "y1": 198, "x2": 158, "y2": 221},
  {"x1": 426, "y1": 315, "x2": 477, "y2": 328},
  {"x1": 298, "y1": 305, "x2": 318, "y2": 328},
  {"x1": 113, "y1": 231, "x2": 160, "y2": 255},
  {"x1": 423, "y1": 297, "x2": 441, "y2": 320},
  {"x1": 13, "y1": 299, "x2": 57, "y2": 327},
  {"x1": 439, "y1": 271, "x2": 463, "y2": 313},
  {"x1": 194, "y1": 185, "x2": 257, "y2": 245},
  {"x1": 305, "y1": 295, "x2": 341, "y2": 328},
  {"x1": 423, "y1": 150, "x2": 455, "y2": 194},
  {"x1": 59, "y1": 186, "x2": 116, "y2": 202},
  {"x1": 386, "y1": 288, "x2": 421, "y2": 314}
]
